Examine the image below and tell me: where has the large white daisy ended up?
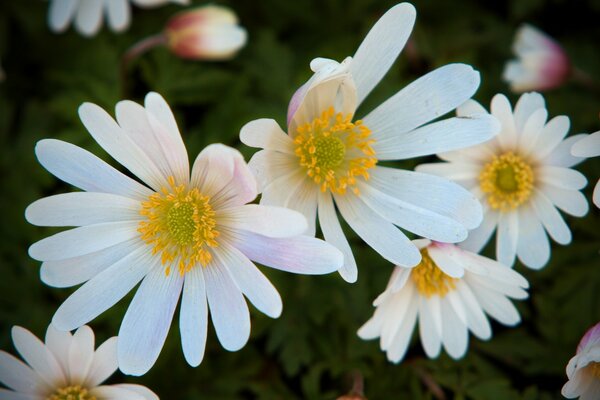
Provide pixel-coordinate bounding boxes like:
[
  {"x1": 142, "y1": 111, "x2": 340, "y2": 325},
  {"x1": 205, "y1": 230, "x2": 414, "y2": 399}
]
[
  {"x1": 563, "y1": 322, "x2": 600, "y2": 399},
  {"x1": 240, "y1": 3, "x2": 500, "y2": 283},
  {"x1": 357, "y1": 239, "x2": 529, "y2": 363},
  {"x1": 417, "y1": 92, "x2": 589, "y2": 269},
  {"x1": 571, "y1": 129, "x2": 600, "y2": 208},
  {"x1": 25, "y1": 92, "x2": 343, "y2": 376},
  {"x1": 48, "y1": 0, "x2": 189, "y2": 37},
  {"x1": 0, "y1": 324, "x2": 157, "y2": 400}
]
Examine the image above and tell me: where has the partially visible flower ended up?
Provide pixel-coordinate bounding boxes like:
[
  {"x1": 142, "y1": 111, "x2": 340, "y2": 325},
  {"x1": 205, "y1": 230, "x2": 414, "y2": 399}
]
[
  {"x1": 562, "y1": 322, "x2": 600, "y2": 399},
  {"x1": 165, "y1": 5, "x2": 247, "y2": 60},
  {"x1": 503, "y1": 24, "x2": 571, "y2": 93},
  {"x1": 417, "y1": 92, "x2": 589, "y2": 269},
  {"x1": 571, "y1": 129, "x2": 600, "y2": 208},
  {"x1": 0, "y1": 324, "x2": 157, "y2": 399},
  {"x1": 358, "y1": 239, "x2": 528, "y2": 363},
  {"x1": 241, "y1": 3, "x2": 499, "y2": 283},
  {"x1": 48, "y1": 0, "x2": 189, "y2": 37},
  {"x1": 25, "y1": 92, "x2": 343, "y2": 376}
]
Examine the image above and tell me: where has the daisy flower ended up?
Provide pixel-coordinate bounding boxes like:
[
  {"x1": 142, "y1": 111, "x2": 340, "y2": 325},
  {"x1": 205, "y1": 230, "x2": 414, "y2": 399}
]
[
  {"x1": 503, "y1": 24, "x2": 571, "y2": 93},
  {"x1": 25, "y1": 92, "x2": 343, "y2": 376},
  {"x1": 562, "y1": 322, "x2": 600, "y2": 399},
  {"x1": 571, "y1": 129, "x2": 600, "y2": 208},
  {"x1": 240, "y1": 3, "x2": 500, "y2": 282},
  {"x1": 357, "y1": 239, "x2": 529, "y2": 363},
  {"x1": 0, "y1": 324, "x2": 157, "y2": 399},
  {"x1": 417, "y1": 92, "x2": 589, "y2": 269},
  {"x1": 48, "y1": 0, "x2": 189, "y2": 37}
]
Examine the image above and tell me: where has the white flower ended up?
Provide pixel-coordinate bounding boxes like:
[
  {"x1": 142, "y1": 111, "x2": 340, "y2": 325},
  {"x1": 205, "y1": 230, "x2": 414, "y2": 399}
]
[
  {"x1": 25, "y1": 92, "x2": 343, "y2": 376},
  {"x1": 571, "y1": 130, "x2": 600, "y2": 208},
  {"x1": 562, "y1": 322, "x2": 600, "y2": 399},
  {"x1": 48, "y1": 0, "x2": 189, "y2": 37},
  {"x1": 240, "y1": 3, "x2": 499, "y2": 283},
  {"x1": 0, "y1": 324, "x2": 158, "y2": 400},
  {"x1": 417, "y1": 92, "x2": 589, "y2": 269},
  {"x1": 503, "y1": 24, "x2": 571, "y2": 93},
  {"x1": 357, "y1": 239, "x2": 529, "y2": 363}
]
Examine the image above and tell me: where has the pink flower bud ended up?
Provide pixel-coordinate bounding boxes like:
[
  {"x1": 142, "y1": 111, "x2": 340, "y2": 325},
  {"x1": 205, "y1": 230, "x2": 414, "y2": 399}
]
[
  {"x1": 165, "y1": 5, "x2": 247, "y2": 60},
  {"x1": 503, "y1": 24, "x2": 571, "y2": 92}
]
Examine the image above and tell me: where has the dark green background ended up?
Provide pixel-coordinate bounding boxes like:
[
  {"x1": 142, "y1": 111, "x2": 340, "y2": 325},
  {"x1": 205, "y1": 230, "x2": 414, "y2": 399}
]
[{"x1": 1, "y1": 0, "x2": 599, "y2": 398}]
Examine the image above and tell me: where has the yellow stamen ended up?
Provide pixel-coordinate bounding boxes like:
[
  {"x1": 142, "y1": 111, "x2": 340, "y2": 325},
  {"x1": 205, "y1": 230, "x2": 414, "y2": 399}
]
[
  {"x1": 294, "y1": 106, "x2": 377, "y2": 195},
  {"x1": 138, "y1": 176, "x2": 219, "y2": 275},
  {"x1": 411, "y1": 249, "x2": 458, "y2": 297},
  {"x1": 479, "y1": 151, "x2": 534, "y2": 211},
  {"x1": 47, "y1": 385, "x2": 96, "y2": 400}
]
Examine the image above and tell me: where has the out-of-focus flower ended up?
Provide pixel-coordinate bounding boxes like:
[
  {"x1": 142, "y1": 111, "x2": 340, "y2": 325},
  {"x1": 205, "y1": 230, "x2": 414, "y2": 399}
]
[
  {"x1": 571, "y1": 129, "x2": 600, "y2": 208},
  {"x1": 48, "y1": 0, "x2": 189, "y2": 37},
  {"x1": 240, "y1": 3, "x2": 500, "y2": 283},
  {"x1": 25, "y1": 92, "x2": 343, "y2": 376},
  {"x1": 503, "y1": 24, "x2": 571, "y2": 93},
  {"x1": 0, "y1": 324, "x2": 158, "y2": 399},
  {"x1": 358, "y1": 239, "x2": 528, "y2": 363},
  {"x1": 165, "y1": 5, "x2": 247, "y2": 60},
  {"x1": 417, "y1": 92, "x2": 589, "y2": 269},
  {"x1": 562, "y1": 322, "x2": 600, "y2": 399}
]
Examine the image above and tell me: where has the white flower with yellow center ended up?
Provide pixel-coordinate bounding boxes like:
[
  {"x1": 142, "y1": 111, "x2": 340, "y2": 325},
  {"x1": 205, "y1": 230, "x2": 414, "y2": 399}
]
[
  {"x1": 571, "y1": 129, "x2": 600, "y2": 208},
  {"x1": 417, "y1": 92, "x2": 589, "y2": 269},
  {"x1": 240, "y1": 3, "x2": 500, "y2": 282},
  {"x1": 48, "y1": 0, "x2": 189, "y2": 37},
  {"x1": 25, "y1": 92, "x2": 343, "y2": 376},
  {"x1": 0, "y1": 324, "x2": 157, "y2": 400},
  {"x1": 358, "y1": 239, "x2": 528, "y2": 363},
  {"x1": 562, "y1": 322, "x2": 600, "y2": 399}
]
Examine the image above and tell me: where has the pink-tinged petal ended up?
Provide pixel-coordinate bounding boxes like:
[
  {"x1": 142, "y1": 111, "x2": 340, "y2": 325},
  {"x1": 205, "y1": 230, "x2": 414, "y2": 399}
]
[{"x1": 578, "y1": 322, "x2": 600, "y2": 353}]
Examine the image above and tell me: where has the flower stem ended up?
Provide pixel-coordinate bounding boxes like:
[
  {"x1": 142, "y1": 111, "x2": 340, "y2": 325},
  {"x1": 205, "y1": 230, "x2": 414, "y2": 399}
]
[
  {"x1": 572, "y1": 67, "x2": 600, "y2": 93},
  {"x1": 120, "y1": 33, "x2": 168, "y2": 97}
]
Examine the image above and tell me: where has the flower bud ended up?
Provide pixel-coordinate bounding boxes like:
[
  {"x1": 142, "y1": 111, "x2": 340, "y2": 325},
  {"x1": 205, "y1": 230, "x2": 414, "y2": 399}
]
[
  {"x1": 503, "y1": 24, "x2": 571, "y2": 92},
  {"x1": 165, "y1": 5, "x2": 247, "y2": 60}
]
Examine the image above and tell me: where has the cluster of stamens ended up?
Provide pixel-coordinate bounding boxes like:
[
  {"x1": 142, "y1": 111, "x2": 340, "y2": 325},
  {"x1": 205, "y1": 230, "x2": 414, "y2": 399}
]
[
  {"x1": 47, "y1": 385, "x2": 95, "y2": 400},
  {"x1": 138, "y1": 176, "x2": 219, "y2": 275},
  {"x1": 294, "y1": 106, "x2": 376, "y2": 195},
  {"x1": 411, "y1": 249, "x2": 458, "y2": 298}
]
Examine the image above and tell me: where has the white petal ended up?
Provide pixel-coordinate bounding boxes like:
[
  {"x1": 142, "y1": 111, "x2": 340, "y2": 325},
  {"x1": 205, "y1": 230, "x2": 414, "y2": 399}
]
[
  {"x1": 35, "y1": 139, "x2": 152, "y2": 200},
  {"x1": 386, "y1": 295, "x2": 418, "y2": 363},
  {"x1": 467, "y1": 274, "x2": 528, "y2": 299},
  {"x1": 459, "y1": 208, "x2": 499, "y2": 253},
  {"x1": 350, "y1": 3, "x2": 416, "y2": 105},
  {"x1": 440, "y1": 300, "x2": 469, "y2": 359},
  {"x1": 26, "y1": 192, "x2": 141, "y2": 227},
  {"x1": 179, "y1": 267, "x2": 208, "y2": 367},
  {"x1": 518, "y1": 108, "x2": 547, "y2": 155},
  {"x1": 48, "y1": 0, "x2": 78, "y2": 32},
  {"x1": 373, "y1": 114, "x2": 500, "y2": 160},
  {"x1": 534, "y1": 115, "x2": 570, "y2": 159},
  {"x1": 246, "y1": 150, "x2": 298, "y2": 191},
  {"x1": 427, "y1": 245, "x2": 466, "y2": 278},
  {"x1": 456, "y1": 99, "x2": 487, "y2": 117},
  {"x1": 538, "y1": 166, "x2": 587, "y2": 190},
  {"x1": 513, "y1": 92, "x2": 545, "y2": 134},
  {"x1": 144, "y1": 93, "x2": 183, "y2": 148},
  {"x1": 469, "y1": 284, "x2": 521, "y2": 326},
  {"x1": 571, "y1": 130, "x2": 600, "y2": 158},
  {"x1": 455, "y1": 282, "x2": 491, "y2": 340},
  {"x1": 490, "y1": 94, "x2": 517, "y2": 150},
  {"x1": 105, "y1": 0, "x2": 130, "y2": 31},
  {"x1": 594, "y1": 181, "x2": 600, "y2": 208},
  {"x1": 334, "y1": 193, "x2": 421, "y2": 268},
  {"x1": 11, "y1": 327, "x2": 66, "y2": 388},
  {"x1": 419, "y1": 297, "x2": 442, "y2": 358},
  {"x1": 0, "y1": 351, "x2": 47, "y2": 394},
  {"x1": 460, "y1": 251, "x2": 529, "y2": 288},
  {"x1": 90, "y1": 385, "x2": 148, "y2": 400},
  {"x1": 260, "y1": 169, "x2": 305, "y2": 207},
  {"x1": 79, "y1": 103, "x2": 168, "y2": 191},
  {"x1": 0, "y1": 390, "x2": 41, "y2": 400},
  {"x1": 516, "y1": 205, "x2": 550, "y2": 269},
  {"x1": 52, "y1": 246, "x2": 155, "y2": 331},
  {"x1": 85, "y1": 337, "x2": 118, "y2": 387},
  {"x1": 239, "y1": 119, "x2": 294, "y2": 154},
  {"x1": 415, "y1": 162, "x2": 480, "y2": 182},
  {"x1": 218, "y1": 205, "x2": 307, "y2": 238},
  {"x1": 496, "y1": 211, "x2": 518, "y2": 267},
  {"x1": 44, "y1": 325, "x2": 71, "y2": 378},
  {"x1": 543, "y1": 133, "x2": 588, "y2": 168},
  {"x1": 285, "y1": 180, "x2": 318, "y2": 236},
  {"x1": 29, "y1": 221, "x2": 140, "y2": 262},
  {"x1": 215, "y1": 243, "x2": 282, "y2": 318},
  {"x1": 317, "y1": 191, "x2": 357, "y2": 283},
  {"x1": 118, "y1": 265, "x2": 183, "y2": 376},
  {"x1": 68, "y1": 326, "x2": 95, "y2": 385},
  {"x1": 542, "y1": 184, "x2": 589, "y2": 217},
  {"x1": 204, "y1": 259, "x2": 250, "y2": 351},
  {"x1": 230, "y1": 231, "x2": 342, "y2": 275},
  {"x1": 364, "y1": 64, "x2": 480, "y2": 140},
  {"x1": 111, "y1": 384, "x2": 158, "y2": 400},
  {"x1": 74, "y1": 0, "x2": 104, "y2": 37}
]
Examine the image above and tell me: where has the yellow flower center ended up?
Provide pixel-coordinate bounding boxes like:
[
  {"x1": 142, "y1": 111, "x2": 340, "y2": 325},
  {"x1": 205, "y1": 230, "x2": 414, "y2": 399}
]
[
  {"x1": 479, "y1": 152, "x2": 535, "y2": 211},
  {"x1": 411, "y1": 249, "x2": 458, "y2": 298},
  {"x1": 589, "y1": 362, "x2": 600, "y2": 379},
  {"x1": 138, "y1": 176, "x2": 219, "y2": 275},
  {"x1": 47, "y1": 385, "x2": 96, "y2": 400},
  {"x1": 294, "y1": 106, "x2": 376, "y2": 195}
]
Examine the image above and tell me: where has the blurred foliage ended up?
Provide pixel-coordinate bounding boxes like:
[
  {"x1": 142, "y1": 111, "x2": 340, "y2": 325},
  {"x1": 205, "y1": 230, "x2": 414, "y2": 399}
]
[{"x1": 1, "y1": 0, "x2": 600, "y2": 399}]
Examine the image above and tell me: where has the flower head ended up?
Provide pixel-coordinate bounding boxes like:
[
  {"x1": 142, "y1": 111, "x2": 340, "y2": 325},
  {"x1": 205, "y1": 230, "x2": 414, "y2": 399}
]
[
  {"x1": 25, "y1": 92, "x2": 343, "y2": 375},
  {"x1": 165, "y1": 5, "x2": 247, "y2": 60},
  {"x1": 48, "y1": 0, "x2": 189, "y2": 37},
  {"x1": 240, "y1": 3, "x2": 500, "y2": 283},
  {"x1": 562, "y1": 322, "x2": 600, "y2": 399},
  {"x1": 0, "y1": 324, "x2": 157, "y2": 399},
  {"x1": 503, "y1": 24, "x2": 571, "y2": 93},
  {"x1": 571, "y1": 129, "x2": 600, "y2": 208},
  {"x1": 358, "y1": 240, "x2": 529, "y2": 363},
  {"x1": 417, "y1": 92, "x2": 589, "y2": 269}
]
